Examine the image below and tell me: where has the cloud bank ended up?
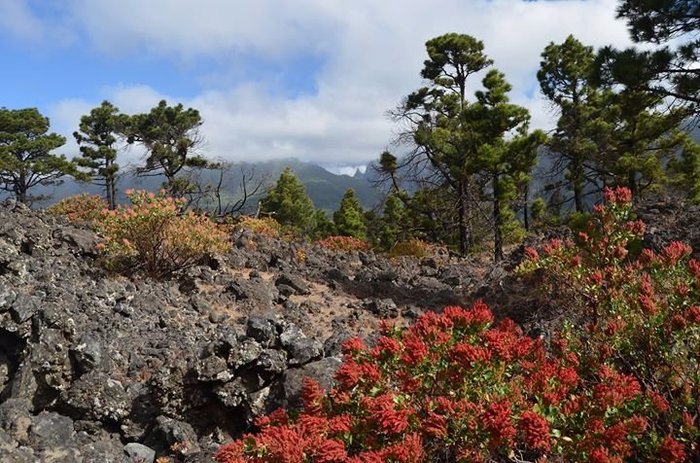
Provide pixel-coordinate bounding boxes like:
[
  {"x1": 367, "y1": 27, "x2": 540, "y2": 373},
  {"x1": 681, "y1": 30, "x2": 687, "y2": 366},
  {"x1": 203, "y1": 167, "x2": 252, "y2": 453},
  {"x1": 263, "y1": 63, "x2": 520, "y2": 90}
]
[{"x1": 6, "y1": 0, "x2": 636, "y2": 166}]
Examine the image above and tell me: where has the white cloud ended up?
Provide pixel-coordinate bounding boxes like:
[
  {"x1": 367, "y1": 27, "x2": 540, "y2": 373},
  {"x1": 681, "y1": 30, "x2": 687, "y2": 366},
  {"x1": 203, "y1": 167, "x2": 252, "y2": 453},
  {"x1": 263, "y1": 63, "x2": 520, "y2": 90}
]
[
  {"x1": 64, "y1": 0, "x2": 338, "y2": 59},
  {"x1": 46, "y1": 0, "x2": 637, "y2": 166},
  {"x1": 48, "y1": 98, "x2": 93, "y2": 158},
  {"x1": 0, "y1": 0, "x2": 44, "y2": 40},
  {"x1": 106, "y1": 85, "x2": 169, "y2": 114}
]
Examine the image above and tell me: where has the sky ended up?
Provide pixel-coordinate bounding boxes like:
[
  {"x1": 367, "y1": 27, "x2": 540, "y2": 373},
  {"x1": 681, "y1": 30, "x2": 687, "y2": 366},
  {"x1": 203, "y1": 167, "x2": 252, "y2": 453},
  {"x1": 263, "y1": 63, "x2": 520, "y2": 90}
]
[{"x1": 0, "y1": 0, "x2": 637, "y2": 170}]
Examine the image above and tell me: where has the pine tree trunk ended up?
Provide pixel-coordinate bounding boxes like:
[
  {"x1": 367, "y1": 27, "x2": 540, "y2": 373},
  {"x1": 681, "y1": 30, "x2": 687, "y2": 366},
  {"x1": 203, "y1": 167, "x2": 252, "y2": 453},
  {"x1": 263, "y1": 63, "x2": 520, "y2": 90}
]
[
  {"x1": 493, "y1": 174, "x2": 503, "y2": 263},
  {"x1": 105, "y1": 158, "x2": 116, "y2": 209},
  {"x1": 108, "y1": 178, "x2": 116, "y2": 210},
  {"x1": 457, "y1": 178, "x2": 470, "y2": 256},
  {"x1": 16, "y1": 172, "x2": 27, "y2": 204},
  {"x1": 628, "y1": 171, "x2": 637, "y2": 200},
  {"x1": 523, "y1": 183, "x2": 530, "y2": 232},
  {"x1": 572, "y1": 159, "x2": 584, "y2": 212},
  {"x1": 16, "y1": 188, "x2": 27, "y2": 205}
]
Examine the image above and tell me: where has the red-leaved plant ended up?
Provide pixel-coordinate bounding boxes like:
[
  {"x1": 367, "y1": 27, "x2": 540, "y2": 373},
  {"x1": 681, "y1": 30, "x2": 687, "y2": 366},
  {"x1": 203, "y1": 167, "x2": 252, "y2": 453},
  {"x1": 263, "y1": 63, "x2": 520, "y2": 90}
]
[
  {"x1": 215, "y1": 187, "x2": 698, "y2": 462},
  {"x1": 519, "y1": 187, "x2": 699, "y2": 458}
]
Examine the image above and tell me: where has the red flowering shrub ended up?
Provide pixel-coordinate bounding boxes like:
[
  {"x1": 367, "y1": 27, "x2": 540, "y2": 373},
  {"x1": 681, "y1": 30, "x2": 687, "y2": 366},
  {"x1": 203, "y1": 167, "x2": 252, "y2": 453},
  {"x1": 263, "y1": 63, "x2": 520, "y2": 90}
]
[
  {"x1": 215, "y1": 187, "x2": 697, "y2": 462},
  {"x1": 316, "y1": 235, "x2": 371, "y2": 252},
  {"x1": 216, "y1": 302, "x2": 694, "y2": 461},
  {"x1": 519, "y1": 186, "x2": 699, "y2": 459},
  {"x1": 95, "y1": 190, "x2": 230, "y2": 278},
  {"x1": 48, "y1": 193, "x2": 108, "y2": 224}
]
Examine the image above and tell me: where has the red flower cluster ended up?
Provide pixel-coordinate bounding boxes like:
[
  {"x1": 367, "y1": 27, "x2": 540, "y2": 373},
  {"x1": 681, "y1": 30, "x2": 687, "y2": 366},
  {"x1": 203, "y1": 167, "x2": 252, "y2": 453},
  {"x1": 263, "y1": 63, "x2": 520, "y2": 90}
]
[
  {"x1": 519, "y1": 411, "x2": 550, "y2": 451},
  {"x1": 658, "y1": 436, "x2": 687, "y2": 463},
  {"x1": 604, "y1": 186, "x2": 633, "y2": 205},
  {"x1": 481, "y1": 400, "x2": 515, "y2": 447}
]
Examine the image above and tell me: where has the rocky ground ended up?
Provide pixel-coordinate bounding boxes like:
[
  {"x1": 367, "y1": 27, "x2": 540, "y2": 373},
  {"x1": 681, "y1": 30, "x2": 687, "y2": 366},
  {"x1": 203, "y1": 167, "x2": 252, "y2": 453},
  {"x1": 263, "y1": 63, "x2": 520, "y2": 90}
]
[
  {"x1": 0, "y1": 197, "x2": 697, "y2": 462},
  {"x1": 0, "y1": 202, "x2": 490, "y2": 463}
]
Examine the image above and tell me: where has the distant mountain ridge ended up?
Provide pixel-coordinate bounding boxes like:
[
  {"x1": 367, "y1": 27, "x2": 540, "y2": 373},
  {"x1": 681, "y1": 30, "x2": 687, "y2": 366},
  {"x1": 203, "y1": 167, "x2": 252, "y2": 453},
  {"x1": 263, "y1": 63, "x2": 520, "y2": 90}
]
[{"x1": 22, "y1": 158, "x2": 384, "y2": 213}]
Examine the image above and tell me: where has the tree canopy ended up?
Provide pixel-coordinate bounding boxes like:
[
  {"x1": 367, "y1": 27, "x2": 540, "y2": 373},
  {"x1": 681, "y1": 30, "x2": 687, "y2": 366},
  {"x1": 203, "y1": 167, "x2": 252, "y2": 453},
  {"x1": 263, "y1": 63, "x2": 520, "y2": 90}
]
[
  {"x1": 126, "y1": 100, "x2": 209, "y2": 195},
  {"x1": 0, "y1": 108, "x2": 81, "y2": 204},
  {"x1": 333, "y1": 188, "x2": 367, "y2": 240},
  {"x1": 597, "y1": 0, "x2": 699, "y2": 111}
]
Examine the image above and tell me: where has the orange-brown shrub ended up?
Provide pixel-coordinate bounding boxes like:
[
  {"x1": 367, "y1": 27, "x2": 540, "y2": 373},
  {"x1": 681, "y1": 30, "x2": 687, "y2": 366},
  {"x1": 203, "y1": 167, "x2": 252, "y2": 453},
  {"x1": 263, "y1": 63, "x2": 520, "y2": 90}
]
[
  {"x1": 95, "y1": 190, "x2": 230, "y2": 278},
  {"x1": 315, "y1": 235, "x2": 370, "y2": 252},
  {"x1": 48, "y1": 193, "x2": 107, "y2": 224},
  {"x1": 388, "y1": 238, "x2": 429, "y2": 258},
  {"x1": 236, "y1": 216, "x2": 282, "y2": 238}
]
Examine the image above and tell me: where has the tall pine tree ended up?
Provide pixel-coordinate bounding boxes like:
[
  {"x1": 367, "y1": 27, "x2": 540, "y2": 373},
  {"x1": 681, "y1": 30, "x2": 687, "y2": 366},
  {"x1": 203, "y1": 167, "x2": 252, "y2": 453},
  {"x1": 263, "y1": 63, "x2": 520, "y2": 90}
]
[
  {"x1": 74, "y1": 101, "x2": 126, "y2": 209},
  {"x1": 391, "y1": 33, "x2": 493, "y2": 255},
  {"x1": 471, "y1": 70, "x2": 544, "y2": 262},
  {"x1": 537, "y1": 35, "x2": 600, "y2": 212}
]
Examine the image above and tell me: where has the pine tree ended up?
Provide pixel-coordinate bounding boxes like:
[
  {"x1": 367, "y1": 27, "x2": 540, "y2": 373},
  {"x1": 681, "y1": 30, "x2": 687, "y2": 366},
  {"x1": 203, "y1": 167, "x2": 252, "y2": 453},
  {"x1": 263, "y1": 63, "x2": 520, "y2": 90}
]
[
  {"x1": 537, "y1": 35, "x2": 600, "y2": 212},
  {"x1": 391, "y1": 33, "x2": 493, "y2": 255},
  {"x1": 595, "y1": 87, "x2": 691, "y2": 197},
  {"x1": 378, "y1": 191, "x2": 409, "y2": 250},
  {"x1": 0, "y1": 108, "x2": 81, "y2": 204},
  {"x1": 260, "y1": 167, "x2": 317, "y2": 233},
  {"x1": 313, "y1": 209, "x2": 336, "y2": 239},
  {"x1": 668, "y1": 136, "x2": 700, "y2": 203},
  {"x1": 471, "y1": 70, "x2": 544, "y2": 262},
  {"x1": 598, "y1": 0, "x2": 698, "y2": 112},
  {"x1": 126, "y1": 100, "x2": 210, "y2": 196},
  {"x1": 74, "y1": 101, "x2": 126, "y2": 209},
  {"x1": 333, "y1": 188, "x2": 367, "y2": 240}
]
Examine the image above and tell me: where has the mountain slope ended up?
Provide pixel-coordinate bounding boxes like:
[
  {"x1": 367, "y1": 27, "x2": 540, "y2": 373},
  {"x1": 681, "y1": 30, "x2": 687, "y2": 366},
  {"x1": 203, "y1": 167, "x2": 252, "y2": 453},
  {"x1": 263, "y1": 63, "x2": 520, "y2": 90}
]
[{"x1": 22, "y1": 158, "x2": 383, "y2": 213}]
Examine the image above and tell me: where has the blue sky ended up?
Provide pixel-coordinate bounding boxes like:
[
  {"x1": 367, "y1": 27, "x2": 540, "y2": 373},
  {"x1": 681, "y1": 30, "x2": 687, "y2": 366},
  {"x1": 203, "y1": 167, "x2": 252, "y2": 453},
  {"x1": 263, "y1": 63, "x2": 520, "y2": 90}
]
[{"x1": 1, "y1": 0, "x2": 635, "y2": 167}]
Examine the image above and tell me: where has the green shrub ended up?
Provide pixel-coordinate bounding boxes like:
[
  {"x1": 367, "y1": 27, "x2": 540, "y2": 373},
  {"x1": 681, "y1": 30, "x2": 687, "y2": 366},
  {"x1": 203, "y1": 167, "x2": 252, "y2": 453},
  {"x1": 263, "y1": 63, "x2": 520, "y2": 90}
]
[
  {"x1": 48, "y1": 193, "x2": 107, "y2": 224},
  {"x1": 95, "y1": 190, "x2": 230, "y2": 278}
]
